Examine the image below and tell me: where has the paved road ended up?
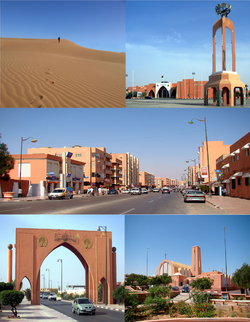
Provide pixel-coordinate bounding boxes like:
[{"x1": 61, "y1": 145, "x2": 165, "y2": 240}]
[
  {"x1": 126, "y1": 98, "x2": 250, "y2": 108},
  {"x1": 0, "y1": 192, "x2": 227, "y2": 214},
  {"x1": 41, "y1": 299, "x2": 124, "y2": 322}
]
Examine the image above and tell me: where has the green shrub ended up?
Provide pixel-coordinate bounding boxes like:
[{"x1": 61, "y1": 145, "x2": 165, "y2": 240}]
[
  {"x1": 113, "y1": 285, "x2": 124, "y2": 304},
  {"x1": 240, "y1": 296, "x2": 244, "y2": 300},
  {"x1": 0, "y1": 290, "x2": 24, "y2": 317},
  {"x1": 125, "y1": 291, "x2": 139, "y2": 309},
  {"x1": 193, "y1": 302, "x2": 215, "y2": 317},
  {"x1": 25, "y1": 288, "x2": 31, "y2": 301},
  {"x1": 231, "y1": 310, "x2": 237, "y2": 317},
  {"x1": 176, "y1": 301, "x2": 193, "y2": 316},
  {"x1": 144, "y1": 296, "x2": 170, "y2": 314},
  {"x1": 189, "y1": 290, "x2": 212, "y2": 304}
]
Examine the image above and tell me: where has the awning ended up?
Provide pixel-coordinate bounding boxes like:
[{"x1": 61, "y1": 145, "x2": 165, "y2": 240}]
[
  {"x1": 241, "y1": 143, "x2": 250, "y2": 150},
  {"x1": 222, "y1": 179, "x2": 230, "y2": 183},
  {"x1": 229, "y1": 172, "x2": 243, "y2": 179},
  {"x1": 212, "y1": 182, "x2": 223, "y2": 187},
  {"x1": 242, "y1": 172, "x2": 250, "y2": 178},
  {"x1": 222, "y1": 163, "x2": 229, "y2": 168}
]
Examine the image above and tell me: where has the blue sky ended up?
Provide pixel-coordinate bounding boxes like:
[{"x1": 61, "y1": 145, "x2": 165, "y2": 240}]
[
  {"x1": 1, "y1": 0, "x2": 125, "y2": 52},
  {"x1": 126, "y1": 1, "x2": 250, "y2": 87},
  {"x1": 0, "y1": 108, "x2": 249, "y2": 181},
  {"x1": 0, "y1": 215, "x2": 124, "y2": 290},
  {"x1": 125, "y1": 215, "x2": 250, "y2": 277}
]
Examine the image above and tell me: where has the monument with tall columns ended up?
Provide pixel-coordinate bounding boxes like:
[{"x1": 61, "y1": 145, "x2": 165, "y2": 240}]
[{"x1": 204, "y1": 3, "x2": 245, "y2": 106}]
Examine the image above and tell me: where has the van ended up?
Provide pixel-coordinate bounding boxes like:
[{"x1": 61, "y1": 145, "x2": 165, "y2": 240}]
[{"x1": 48, "y1": 188, "x2": 73, "y2": 200}]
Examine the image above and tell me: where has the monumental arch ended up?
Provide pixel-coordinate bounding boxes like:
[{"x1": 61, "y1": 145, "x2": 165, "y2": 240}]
[
  {"x1": 204, "y1": 3, "x2": 245, "y2": 106},
  {"x1": 14, "y1": 228, "x2": 116, "y2": 305}
]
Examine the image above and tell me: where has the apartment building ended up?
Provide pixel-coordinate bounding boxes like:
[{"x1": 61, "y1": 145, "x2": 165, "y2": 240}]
[
  {"x1": 139, "y1": 171, "x2": 155, "y2": 187},
  {"x1": 8, "y1": 153, "x2": 85, "y2": 196},
  {"x1": 28, "y1": 146, "x2": 113, "y2": 190},
  {"x1": 111, "y1": 153, "x2": 139, "y2": 188},
  {"x1": 29, "y1": 147, "x2": 139, "y2": 190},
  {"x1": 198, "y1": 141, "x2": 231, "y2": 185},
  {"x1": 216, "y1": 132, "x2": 250, "y2": 199}
]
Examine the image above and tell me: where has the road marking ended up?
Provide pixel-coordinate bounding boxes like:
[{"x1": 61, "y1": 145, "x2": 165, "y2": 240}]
[
  {"x1": 121, "y1": 208, "x2": 135, "y2": 214},
  {"x1": 149, "y1": 200, "x2": 154, "y2": 203},
  {"x1": 0, "y1": 207, "x2": 32, "y2": 213}
]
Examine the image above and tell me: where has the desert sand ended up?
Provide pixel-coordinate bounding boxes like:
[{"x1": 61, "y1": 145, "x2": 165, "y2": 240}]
[{"x1": 0, "y1": 38, "x2": 125, "y2": 107}]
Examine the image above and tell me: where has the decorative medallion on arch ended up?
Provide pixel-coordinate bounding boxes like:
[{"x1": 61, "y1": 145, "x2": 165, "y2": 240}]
[{"x1": 14, "y1": 228, "x2": 116, "y2": 306}]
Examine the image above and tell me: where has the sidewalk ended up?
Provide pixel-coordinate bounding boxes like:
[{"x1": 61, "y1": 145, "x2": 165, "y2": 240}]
[
  {"x1": 0, "y1": 299, "x2": 73, "y2": 321},
  {"x1": 206, "y1": 195, "x2": 250, "y2": 214},
  {"x1": 0, "y1": 193, "x2": 105, "y2": 203}
]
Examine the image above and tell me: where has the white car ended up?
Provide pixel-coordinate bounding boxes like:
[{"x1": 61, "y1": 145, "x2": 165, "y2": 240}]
[
  {"x1": 153, "y1": 188, "x2": 160, "y2": 192},
  {"x1": 130, "y1": 187, "x2": 141, "y2": 195},
  {"x1": 48, "y1": 188, "x2": 73, "y2": 200},
  {"x1": 141, "y1": 188, "x2": 148, "y2": 194},
  {"x1": 122, "y1": 189, "x2": 130, "y2": 194},
  {"x1": 48, "y1": 293, "x2": 57, "y2": 301},
  {"x1": 43, "y1": 292, "x2": 48, "y2": 299}
]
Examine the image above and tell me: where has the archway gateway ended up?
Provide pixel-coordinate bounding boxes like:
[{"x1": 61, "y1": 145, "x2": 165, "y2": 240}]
[{"x1": 14, "y1": 228, "x2": 116, "y2": 305}]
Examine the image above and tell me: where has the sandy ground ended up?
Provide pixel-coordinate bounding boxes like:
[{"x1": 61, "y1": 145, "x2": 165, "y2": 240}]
[{"x1": 0, "y1": 38, "x2": 125, "y2": 107}]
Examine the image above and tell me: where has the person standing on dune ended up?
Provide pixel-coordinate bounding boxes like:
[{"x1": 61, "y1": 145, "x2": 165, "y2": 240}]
[{"x1": 58, "y1": 37, "x2": 60, "y2": 43}]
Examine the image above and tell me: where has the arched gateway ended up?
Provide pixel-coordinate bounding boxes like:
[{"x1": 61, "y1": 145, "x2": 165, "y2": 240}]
[{"x1": 14, "y1": 228, "x2": 116, "y2": 305}]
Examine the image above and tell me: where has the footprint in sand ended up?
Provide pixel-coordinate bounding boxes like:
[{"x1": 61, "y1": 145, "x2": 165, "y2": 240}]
[
  {"x1": 45, "y1": 72, "x2": 50, "y2": 75},
  {"x1": 30, "y1": 95, "x2": 43, "y2": 108},
  {"x1": 46, "y1": 80, "x2": 55, "y2": 85}
]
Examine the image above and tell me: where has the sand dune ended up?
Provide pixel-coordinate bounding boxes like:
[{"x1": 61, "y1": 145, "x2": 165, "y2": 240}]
[{"x1": 0, "y1": 38, "x2": 125, "y2": 107}]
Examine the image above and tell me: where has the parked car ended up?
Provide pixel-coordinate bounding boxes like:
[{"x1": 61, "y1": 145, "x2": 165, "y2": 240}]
[
  {"x1": 130, "y1": 187, "x2": 141, "y2": 195},
  {"x1": 141, "y1": 188, "x2": 148, "y2": 194},
  {"x1": 40, "y1": 293, "x2": 43, "y2": 298},
  {"x1": 145, "y1": 96, "x2": 152, "y2": 99},
  {"x1": 162, "y1": 187, "x2": 170, "y2": 194},
  {"x1": 183, "y1": 190, "x2": 206, "y2": 203},
  {"x1": 182, "y1": 286, "x2": 190, "y2": 293},
  {"x1": 72, "y1": 298, "x2": 96, "y2": 315},
  {"x1": 172, "y1": 286, "x2": 179, "y2": 291},
  {"x1": 48, "y1": 293, "x2": 57, "y2": 301},
  {"x1": 43, "y1": 292, "x2": 48, "y2": 299},
  {"x1": 108, "y1": 189, "x2": 118, "y2": 195},
  {"x1": 153, "y1": 188, "x2": 160, "y2": 192},
  {"x1": 122, "y1": 189, "x2": 130, "y2": 194},
  {"x1": 48, "y1": 188, "x2": 73, "y2": 200}
]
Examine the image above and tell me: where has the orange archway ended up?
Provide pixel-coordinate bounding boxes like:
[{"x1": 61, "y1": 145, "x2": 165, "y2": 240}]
[{"x1": 14, "y1": 228, "x2": 116, "y2": 305}]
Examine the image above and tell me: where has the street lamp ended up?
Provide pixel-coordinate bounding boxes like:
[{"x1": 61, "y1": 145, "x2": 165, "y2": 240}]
[
  {"x1": 57, "y1": 259, "x2": 63, "y2": 293},
  {"x1": 50, "y1": 280, "x2": 52, "y2": 289},
  {"x1": 98, "y1": 226, "x2": 107, "y2": 305},
  {"x1": 19, "y1": 136, "x2": 37, "y2": 196},
  {"x1": 146, "y1": 248, "x2": 150, "y2": 276},
  {"x1": 223, "y1": 227, "x2": 228, "y2": 292},
  {"x1": 188, "y1": 117, "x2": 211, "y2": 198},
  {"x1": 186, "y1": 159, "x2": 196, "y2": 186},
  {"x1": 41, "y1": 274, "x2": 45, "y2": 290},
  {"x1": 46, "y1": 269, "x2": 50, "y2": 289},
  {"x1": 192, "y1": 72, "x2": 195, "y2": 99}
]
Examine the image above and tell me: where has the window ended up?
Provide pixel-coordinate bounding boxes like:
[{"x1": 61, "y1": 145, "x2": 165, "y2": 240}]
[
  {"x1": 246, "y1": 149, "x2": 249, "y2": 157},
  {"x1": 245, "y1": 178, "x2": 249, "y2": 186},
  {"x1": 75, "y1": 154, "x2": 82, "y2": 157},
  {"x1": 237, "y1": 177, "x2": 241, "y2": 186},
  {"x1": 237, "y1": 154, "x2": 240, "y2": 160},
  {"x1": 232, "y1": 156, "x2": 235, "y2": 162},
  {"x1": 232, "y1": 179, "x2": 236, "y2": 189}
]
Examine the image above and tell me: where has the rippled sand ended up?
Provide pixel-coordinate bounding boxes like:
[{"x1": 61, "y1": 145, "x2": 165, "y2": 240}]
[{"x1": 0, "y1": 38, "x2": 125, "y2": 107}]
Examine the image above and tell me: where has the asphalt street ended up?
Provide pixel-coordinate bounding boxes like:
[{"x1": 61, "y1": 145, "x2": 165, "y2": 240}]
[
  {"x1": 0, "y1": 192, "x2": 227, "y2": 214},
  {"x1": 41, "y1": 299, "x2": 124, "y2": 322},
  {"x1": 126, "y1": 98, "x2": 250, "y2": 108}
]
